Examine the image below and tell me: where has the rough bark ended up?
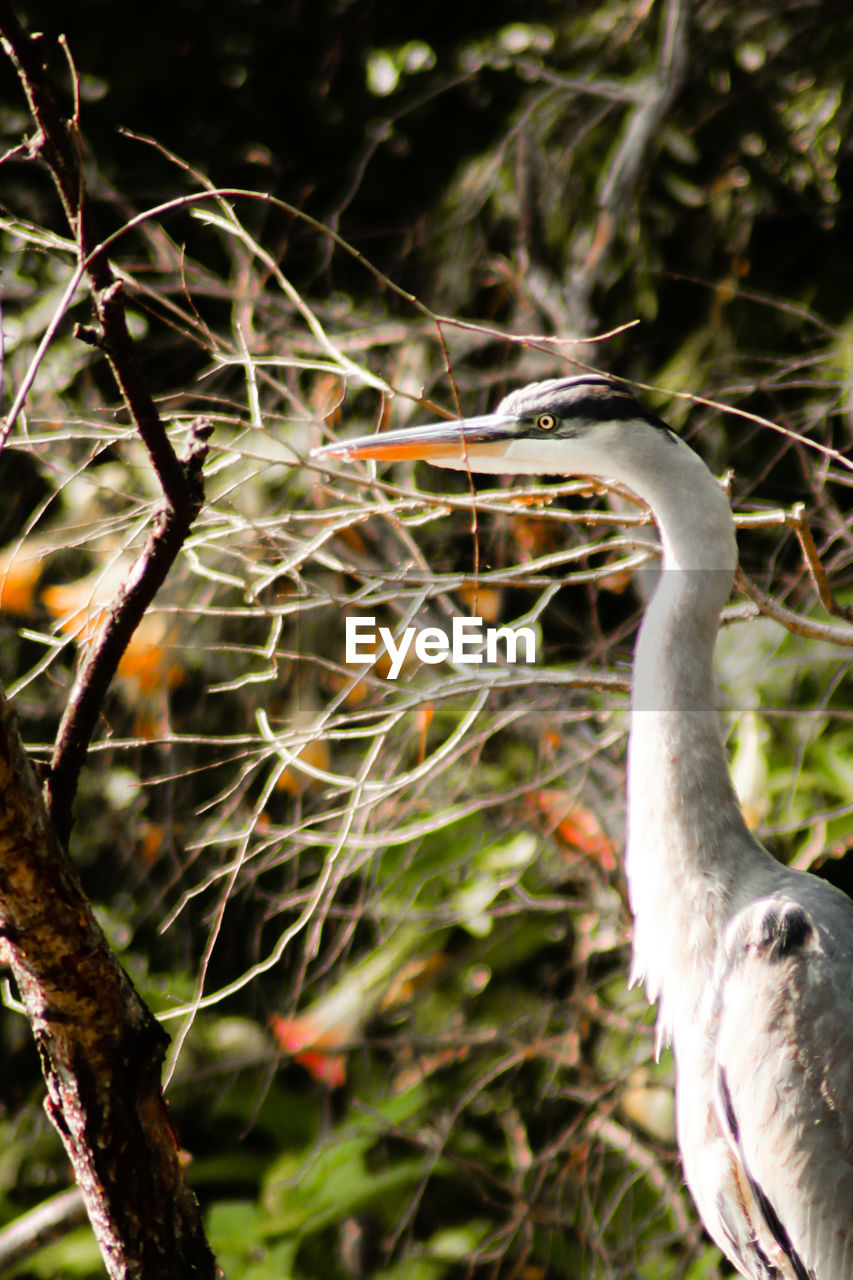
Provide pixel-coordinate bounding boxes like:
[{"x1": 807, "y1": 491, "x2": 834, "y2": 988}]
[
  {"x1": 0, "y1": 6, "x2": 220, "y2": 1273},
  {"x1": 0, "y1": 690, "x2": 219, "y2": 1277}
]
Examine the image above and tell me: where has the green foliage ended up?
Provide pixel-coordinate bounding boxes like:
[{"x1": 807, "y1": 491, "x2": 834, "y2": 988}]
[{"x1": 0, "y1": 0, "x2": 852, "y2": 1275}]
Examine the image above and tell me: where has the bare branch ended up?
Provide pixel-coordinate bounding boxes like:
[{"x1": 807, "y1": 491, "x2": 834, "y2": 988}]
[
  {"x1": 0, "y1": 1187, "x2": 86, "y2": 1271},
  {"x1": 0, "y1": 5, "x2": 187, "y2": 505},
  {"x1": 47, "y1": 419, "x2": 211, "y2": 845},
  {"x1": 0, "y1": 687, "x2": 219, "y2": 1278},
  {"x1": 0, "y1": 9, "x2": 220, "y2": 1273},
  {"x1": 735, "y1": 568, "x2": 853, "y2": 646},
  {"x1": 788, "y1": 502, "x2": 853, "y2": 623},
  {"x1": 0, "y1": 7, "x2": 213, "y2": 837},
  {"x1": 572, "y1": 0, "x2": 690, "y2": 317}
]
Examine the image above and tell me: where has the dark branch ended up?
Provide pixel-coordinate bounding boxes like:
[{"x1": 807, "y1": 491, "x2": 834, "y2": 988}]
[
  {"x1": 569, "y1": 0, "x2": 689, "y2": 326},
  {"x1": 0, "y1": 9, "x2": 219, "y2": 1273},
  {"x1": 0, "y1": 687, "x2": 220, "y2": 1278},
  {"x1": 0, "y1": 6, "x2": 213, "y2": 835},
  {"x1": 47, "y1": 422, "x2": 212, "y2": 846},
  {"x1": 0, "y1": 5, "x2": 187, "y2": 499}
]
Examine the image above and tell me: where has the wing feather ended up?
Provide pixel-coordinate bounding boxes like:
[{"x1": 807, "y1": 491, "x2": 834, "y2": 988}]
[{"x1": 710, "y1": 892, "x2": 853, "y2": 1278}]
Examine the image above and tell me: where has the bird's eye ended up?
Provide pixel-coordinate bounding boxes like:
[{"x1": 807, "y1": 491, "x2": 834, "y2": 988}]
[{"x1": 536, "y1": 413, "x2": 557, "y2": 431}]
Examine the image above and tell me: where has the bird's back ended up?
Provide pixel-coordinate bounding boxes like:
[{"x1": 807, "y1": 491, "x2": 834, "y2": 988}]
[{"x1": 677, "y1": 870, "x2": 853, "y2": 1279}]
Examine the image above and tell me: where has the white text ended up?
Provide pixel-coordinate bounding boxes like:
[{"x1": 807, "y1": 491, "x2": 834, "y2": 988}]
[{"x1": 345, "y1": 616, "x2": 537, "y2": 679}]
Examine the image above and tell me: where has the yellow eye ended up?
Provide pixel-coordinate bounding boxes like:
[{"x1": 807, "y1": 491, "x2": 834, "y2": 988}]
[{"x1": 537, "y1": 413, "x2": 557, "y2": 431}]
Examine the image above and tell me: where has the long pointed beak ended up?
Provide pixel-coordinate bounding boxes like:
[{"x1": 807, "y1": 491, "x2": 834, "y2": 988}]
[{"x1": 310, "y1": 413, "x2": 518, "y2": 467}]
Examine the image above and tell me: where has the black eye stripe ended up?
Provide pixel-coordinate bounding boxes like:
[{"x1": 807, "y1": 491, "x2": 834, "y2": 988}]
[{"x1": 500, "y1": 377, "x2": 674, "y2": 436}]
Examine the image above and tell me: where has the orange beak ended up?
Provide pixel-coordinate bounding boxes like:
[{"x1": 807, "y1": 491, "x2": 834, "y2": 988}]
[{"x1": 310, "y1": 413, "x2": 519, "y2": 467}]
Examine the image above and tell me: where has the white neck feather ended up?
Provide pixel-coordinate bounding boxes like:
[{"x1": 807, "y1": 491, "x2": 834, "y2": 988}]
[
  {"x1": 562, "y1": 422, "x2": 761, "y2": 1044},
  {"x1": 437, "y1": 413, "x2": 767, "y2": 1044}
]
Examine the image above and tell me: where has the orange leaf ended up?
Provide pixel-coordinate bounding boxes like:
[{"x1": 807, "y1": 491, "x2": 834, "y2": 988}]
[
  {"x1": 378, "y1": 951, "x2": 447, "y2": 1013},
  {"x1": 293, "y1": 1049, "x2": 347, "y2": 1088},
  {"x1": 414, "y1": 702, "x2": 434, "y2": 765},
  {"x1": 269, "y1": 1014, "x2": 348, "y2": 1087},
  {"x1": 509, "y1": 514, "x2": 557, "y2": 561},
  {"x1": 275, "y1": 737, "x2": 331, "y2": 795},
  {"x1": 456, "y1": 586, "x2": 502, "y2": 623},
  {"x1": 41, "y1": 581, "x2": 107, "y2": 642},
  {"x1": 0, "y1": 554, "x2": 41, "y2": 615},
  {"x1": 137, "y1": 823, "x2": 166, "y2": 866},
  {"x1": 309, "y1": 373, "x2": 345, "y2": 426},
  {"x1": 530, "y1": 789, "x2": 617, "y2": 871}
]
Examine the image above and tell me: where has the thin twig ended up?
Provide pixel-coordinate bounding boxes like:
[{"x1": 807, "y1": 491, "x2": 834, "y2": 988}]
[
  {"x1": 46, "y1": 421, "x2": 212, "y2": 844},
  {"x1": 787, "y1": 502, "x2": 853, "y2": 622},
  {"x1": 0, "y1": 1187, "x2": 87, "y2": 1271},
  {"x1": 735, "y1": 568, "x2": 853, "y2": 647},
  {"x1": 0, "y1": 10, "x2": 187, "y2": 502},
  {"x1": 574, "y1": 0, "x2": 689, "y2": 308},
  {"x1": 0, "y1": 7, "x2": 213, "y2": 840}
]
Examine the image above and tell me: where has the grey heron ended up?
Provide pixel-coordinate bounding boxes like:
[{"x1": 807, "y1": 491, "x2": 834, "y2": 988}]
[{"x1": 311, "y1": 375, "x2": 853, "y2": 1279}]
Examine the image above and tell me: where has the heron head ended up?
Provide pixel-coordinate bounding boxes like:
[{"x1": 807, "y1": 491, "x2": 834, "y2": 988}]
[{"x1": 310, "y1": 375, "x2": 674, "y2": 476}]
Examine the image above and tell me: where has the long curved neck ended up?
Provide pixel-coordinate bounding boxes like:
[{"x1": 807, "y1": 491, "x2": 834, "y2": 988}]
[{"x1": 590, "y1": 425, "x2": 758, "y2": 1041}]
